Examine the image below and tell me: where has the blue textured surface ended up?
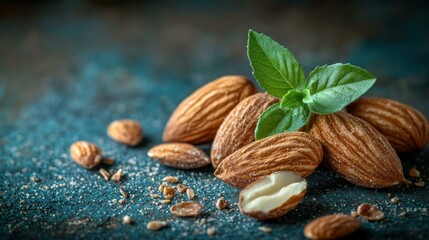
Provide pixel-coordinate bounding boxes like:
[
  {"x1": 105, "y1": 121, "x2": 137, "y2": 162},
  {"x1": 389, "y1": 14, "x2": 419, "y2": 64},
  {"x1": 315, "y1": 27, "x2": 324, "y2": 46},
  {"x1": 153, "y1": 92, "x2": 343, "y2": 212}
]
[{"x1": 1, "y1": 1, "x2": 429, "y2": 239}]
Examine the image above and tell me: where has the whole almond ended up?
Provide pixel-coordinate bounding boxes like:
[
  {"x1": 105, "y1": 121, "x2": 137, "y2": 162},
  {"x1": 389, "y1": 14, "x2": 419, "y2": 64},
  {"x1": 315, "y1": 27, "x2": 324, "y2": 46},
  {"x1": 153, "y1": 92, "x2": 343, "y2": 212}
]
[
  {"x1": 304, "y1": 214, "x2": 360, "y2": 240},
  {"x1": 148, "y1": 143, "x2": 210, "y2": 169},
  {"x1": 211, "y1": 93, "x2": 279, "y2": 167},
  {"x1": 70, "y1": 141, "x2": 102, "y2": 169},
  {"x1": 163, "y1": 75, "x2": 256, "y2": 144},
  {"x1": 347, "y1": 97, "x2": 429, "y2": 152},
  {"x1": 107, "y1": 119, "x2": 143, "y2": 146},
  {"x1": 214, "y1": 132, "x2": 323, "y2": 189},
  {"x1": 309, "y1": 112, "x2": 404, "y2": 188}
]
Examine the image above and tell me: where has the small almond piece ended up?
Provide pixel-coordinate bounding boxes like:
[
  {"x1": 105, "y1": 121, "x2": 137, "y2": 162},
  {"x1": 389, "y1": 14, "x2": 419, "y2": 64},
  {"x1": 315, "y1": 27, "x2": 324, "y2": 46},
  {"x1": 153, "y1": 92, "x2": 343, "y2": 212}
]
[
  {"x1": 70, "y1": 141, "x2": 102, "y2": 169},
  {"x1": 163, "y1": 75, "x2": 256, "y2": 144},
  {"x1": 177, "y1": 184, "x2": 188, "y2": 193},
  {"x1": 170, "y1": 202, "x2": 202, "y2": 217},
  {"x1": 123, "y1": 215, "x2": 132, "y2": 224},
  {"x1": 357, "y1": 203, "x2": 384, "y2": 221},
  {"x1": 215, "y1": 132, "x2": 322, "y2": 189},
  {"x1": 164, "y1": 187, "x2": 176, "y2": 199},
  {"x1": 258, "y1": 226, "x2": 272, "y2": 233},
  {"x1": 186, "y1": 188, "x2": 195, "y2": 200},
  {"x1": 304, "y1": 214, "x2": 360, "y2": 240},
  {"x1": 409, "y1": 168, "x2": 420, "y2": 178},
  {"x1": 216, "y1": 198, "x2": 229, "y2": 210},
  {"x1": 120, "y1": 188, "x2": 128, "y2": 198},
  {"x1": 207, "y1": 227, "x2": 216, "y2": 236},
  {"x1": 159, "y1": 182, "x2": 168, "y2": 193},
  {"x1": 147, "y1": 220, "x2": 167, "y2": 231},
  {"x1": 239, "y1": 171, "x2": 307, "y2": 220},
  {"x1": 163, "y1": 176, "x2": 179, "y2": 183},
  {"x1": 107, "y1": 119, "x2": 143, "y2": 146},
  {"x1": 112, "y1": 169, "x2": 123, "y2": 182},
  {"x1": 148, "y1": 143, "x2": 210, "y2": 169},
  {"x1": 99, "y1": 168, "x2": 110, "y2": 181}
]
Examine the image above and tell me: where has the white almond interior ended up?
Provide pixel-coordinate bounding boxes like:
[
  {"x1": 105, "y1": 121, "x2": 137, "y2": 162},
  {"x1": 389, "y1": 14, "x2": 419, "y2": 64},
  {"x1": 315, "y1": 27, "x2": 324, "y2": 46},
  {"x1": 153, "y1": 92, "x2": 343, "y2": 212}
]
[{"x1": 240, "y1": 171, "x2": 307, "y2": 213}]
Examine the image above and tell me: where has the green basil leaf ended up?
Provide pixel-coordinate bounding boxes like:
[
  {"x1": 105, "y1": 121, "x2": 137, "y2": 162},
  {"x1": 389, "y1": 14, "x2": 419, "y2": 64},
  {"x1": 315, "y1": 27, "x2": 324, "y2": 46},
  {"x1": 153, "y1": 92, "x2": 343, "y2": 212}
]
[
  {"x1": 280, "y1": 89, "x2": 312, "y2": 109},
  {"x1": 255, "y1": 103, "x2": 310, "y2": 140},
  {"x1": 306, "y1": 63, "x2": 376, "y2": 114},
  {"x1": 248, "y1": 30, "x2": 305, "y2": 98}
]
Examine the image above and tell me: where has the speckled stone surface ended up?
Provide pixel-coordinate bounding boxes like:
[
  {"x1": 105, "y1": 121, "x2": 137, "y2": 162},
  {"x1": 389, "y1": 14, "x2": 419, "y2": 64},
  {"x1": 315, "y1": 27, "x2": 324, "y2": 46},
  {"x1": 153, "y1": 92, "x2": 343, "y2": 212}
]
[{"x1": 1, "y1": 1, "x2": 428, "y2": 239}]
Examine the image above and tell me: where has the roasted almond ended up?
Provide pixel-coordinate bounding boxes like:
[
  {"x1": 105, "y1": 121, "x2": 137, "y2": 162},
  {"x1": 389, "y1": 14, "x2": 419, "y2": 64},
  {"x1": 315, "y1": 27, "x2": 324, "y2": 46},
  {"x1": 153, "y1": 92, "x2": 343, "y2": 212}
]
[
  {"x1": 163, "y1": 75, "x2": 256, "y2": 144},
  {"x1": 214, "y1": 132, "x2": 323, "y2": 189},
  {"x1": 347, "y1": 97, "x2": 429, "y2": 152},
  {"x1": 304, "y1": 214, "x2": 360, "y2": 240},
  {"x1": 308, "y1": 112, "x2": 404, "y2": 188},
  {"x1": 107, "y1": 119, "x2": 143, "y2": 146},
  {"x1": 211, "y1": 93, "x2": 279, "y2": 167},
  {"x1": 239, "y1": 171, "x2": 306, "y2": 220},
  {"x1": 70, "y1": 141, "x2": 102, "y2": 169},
  {"x1": 148, "y1": 143, "x2": 210, "y2": 169}
]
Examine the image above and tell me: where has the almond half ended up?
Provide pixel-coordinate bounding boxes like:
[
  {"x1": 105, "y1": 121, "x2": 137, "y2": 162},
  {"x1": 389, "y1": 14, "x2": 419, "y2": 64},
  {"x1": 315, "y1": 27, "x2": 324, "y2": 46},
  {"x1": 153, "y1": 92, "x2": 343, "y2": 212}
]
[
  {"x1": 163, "y1": 75, "x2": 256, "y2": 144},
  {"x1": 215, "y1": 132, "x2": 323, "y2": 189},
  {"x1": 211, "y1": 93, "x2": 279, "y2": 167},
  {"x1": 239, "y1": 171, "x2": 307, "y2": 220},
  {"x1": 148, "y1": 143, "x2": 210, "y2": 169}
]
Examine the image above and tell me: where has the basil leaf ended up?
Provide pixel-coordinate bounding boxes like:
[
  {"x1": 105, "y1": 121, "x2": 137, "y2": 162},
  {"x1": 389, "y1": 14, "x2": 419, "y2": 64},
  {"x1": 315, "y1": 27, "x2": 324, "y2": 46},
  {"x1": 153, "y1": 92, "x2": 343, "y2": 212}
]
[
  {"x1": 255, "y1": 103, "x2": 310, "y2": 140},
  {"x1": 306, "y1": 63, "x2": 376, "y2": 114},
  {"x1": 280, "y1": 89, "x2": 312, "y2": 109},
  {"x1": 248, "y1": 30, "x2": 305, "y2": 98}
]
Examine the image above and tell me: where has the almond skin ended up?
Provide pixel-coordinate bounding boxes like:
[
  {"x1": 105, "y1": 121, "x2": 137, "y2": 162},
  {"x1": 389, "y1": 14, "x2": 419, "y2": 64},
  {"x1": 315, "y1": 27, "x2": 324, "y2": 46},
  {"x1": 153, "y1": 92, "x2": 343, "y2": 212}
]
[
  {"x1": 214, "y1": 132, "x2": 323, "y2": 189},
  {"x1": 147, "y1": 143, "x2": 210, "y2": 169},
  {"x1": 309, "y1": 112, "x2": 404, "y2": 188},
  {"x1": 163, "y1": 75, "x2": 256, "y2": 144},
  {"x1": 347, "y1": 97, "x2": 429, "y2": 152},
  {"x1": 304, "y1": 214, "x2": 360, "y2": 240},
  {"x1": 211, "y1": 93, "x2": 279, "y2": 167}
]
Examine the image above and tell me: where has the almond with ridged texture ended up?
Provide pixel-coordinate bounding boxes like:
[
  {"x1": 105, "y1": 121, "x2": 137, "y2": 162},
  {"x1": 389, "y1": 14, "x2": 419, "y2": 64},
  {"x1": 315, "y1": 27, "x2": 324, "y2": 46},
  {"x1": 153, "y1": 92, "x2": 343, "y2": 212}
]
[
  {"x1": 107, "y1": 119, "x2": 143, "y2": 146},
  {"x1": 304, "y1": 214, "x2": 360, "y2": 240},
  {"x1": 309, "y1": 112, "x2": 404, "y2": 188},
  {"x1": 214, "y1": 132, "x2": 323, "y2": 189},
  {"x1": 148, "y1": 143, "x2": 210, "y2": 169},
  {"x1": 239, "y1": 171, "x2": 307, "y2": 220},
  {"x1": 347, "y1": 97, "x2": 429, "y2": 152},
  {"x1": 163, "y1": 75, "x2": 256, "y2": 144},
  {"x1": 70, "y1": 141, "x2": 102, "y2": 169},
  {"x1": 211, "y1": 93, "x2": 279, "y2": 167}
]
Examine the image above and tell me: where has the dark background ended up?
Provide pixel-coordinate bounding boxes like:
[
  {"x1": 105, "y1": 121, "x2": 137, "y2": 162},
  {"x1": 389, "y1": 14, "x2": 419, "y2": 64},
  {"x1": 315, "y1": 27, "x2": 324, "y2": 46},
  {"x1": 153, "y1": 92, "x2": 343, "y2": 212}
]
[{"x1": 1, "y1": 0, "x2": 428, "y2": 239}]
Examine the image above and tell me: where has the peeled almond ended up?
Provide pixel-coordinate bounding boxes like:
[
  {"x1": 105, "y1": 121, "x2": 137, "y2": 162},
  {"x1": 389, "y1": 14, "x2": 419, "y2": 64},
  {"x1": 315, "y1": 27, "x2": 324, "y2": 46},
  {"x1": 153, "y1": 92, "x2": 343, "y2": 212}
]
[{"x1": 238, "y1": 171, "x2": 307, "y2": 220}]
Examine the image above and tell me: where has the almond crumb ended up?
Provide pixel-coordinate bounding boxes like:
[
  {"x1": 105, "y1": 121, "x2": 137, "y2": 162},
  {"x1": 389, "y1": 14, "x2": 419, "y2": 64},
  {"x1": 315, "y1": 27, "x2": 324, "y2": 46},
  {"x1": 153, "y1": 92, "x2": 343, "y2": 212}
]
[
  {"x1": 409, "y1": 168, "x2": 421, "y2": 178},
  {"x1": 151, "y1": 194, "x2": 161, "y2": 199},
  {"x1": 414, "y1": 180, "x2": 425, "y2": 187},
  {"x1": 119, "y1": 199, "x2": 125, "y2": 204},
  {"x1": 159, "y1": 182, "x2": 168, "y2": 193},
  {"x1": 163, "y1": 176, "x2": 179, "y2": 183},
  {"x1": 147, "y1": 220, "x2": 167, "y2": 231},
  {"x1": 216, "y1": 197, "x2": 229, "y2": 210},
  {"x1": 123, "y1": 215, "x2": 132, "y2": 224},
  {"x1": 99, "y1": 168, "x2": 110, "y2": 181},
  {"x1": 391, "y1": 197, "x2": 399, "y2": 204},
  {"x1": 186, "y1": 188, "x2": 195, "y2": 200},
  {"x1": 177, "y1": 184, "x2": 188, "y2": 193},
  {"x1": 112, "y1": 169, "x2": 123, "y2": 182},
  {"x1": 207, "y1": 227, "x2": 215, "y2": 236},
  {"x1": 102, "y1": 158, "x2": 115, "y2": 165},
  {"x1": 160, "y1": 199, "x2": 171, "y2": 204},
  {"x1": 258, "y1": 226, "x2": 272, "y2": 233},
  {"x1": 120, "y1": 188, "x2": 128, "y2": 198},
  {"x1": 357, "y1": 203, "x2": 384, "y2": 221},
  {"x1": 164, "y1": 187, "x2": 176, "y2": 199}
]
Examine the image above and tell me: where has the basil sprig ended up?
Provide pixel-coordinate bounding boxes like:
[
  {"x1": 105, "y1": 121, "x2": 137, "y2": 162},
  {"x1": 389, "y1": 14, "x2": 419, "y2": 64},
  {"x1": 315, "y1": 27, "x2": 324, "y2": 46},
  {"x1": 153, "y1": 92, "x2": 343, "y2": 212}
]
[{"x1": 248, "y1": 30, "x2": 376, "y2": 140}]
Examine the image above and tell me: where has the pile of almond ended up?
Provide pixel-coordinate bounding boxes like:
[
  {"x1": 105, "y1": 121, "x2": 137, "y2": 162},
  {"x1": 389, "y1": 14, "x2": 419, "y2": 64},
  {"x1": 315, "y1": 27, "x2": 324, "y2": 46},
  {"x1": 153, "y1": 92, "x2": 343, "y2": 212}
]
[{"x1": 148, "y1": 75, "x2": 428, "y2": 237}]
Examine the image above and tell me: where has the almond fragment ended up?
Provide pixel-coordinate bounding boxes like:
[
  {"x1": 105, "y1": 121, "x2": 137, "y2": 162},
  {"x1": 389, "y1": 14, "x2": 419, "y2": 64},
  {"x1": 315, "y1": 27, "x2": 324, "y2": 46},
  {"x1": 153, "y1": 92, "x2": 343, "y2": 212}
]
[
  {"x1": 211, "y1": 93, "x2": 279, "y2": 167},
  {"x1": 163, "y1": 75, "x2": 256, "y2": 144},
  {"x1": 215, "y1": 132, "x2": 322, "y2": 189},
  {"x1": 148, "y1": 143, "x2": 210, "y2": 169},
  {"x1": 409, "y1": 168, "x2": 420, "y2": 178},
  {"x1": 102, "y1": 158, "x2": 115, "y2": 165},
  {"x1": 309, "y1": 112, "x2": 404, "y2": 188},
  {"x1": 107, "y1": 119, "x2": 143, "y2": 146},
  {"x1": 216, "y1": 197, "x2": 229, "y2": 210},
  {"x1": 304, "y1": 214, "x2": 360, "y2": 240},
  {"x1": 348, "y1": 97, "x2": 429, "y2": 152},
  {"x1": 186, "y1": 188, "x2": 195, "y2": 200},
  {"x1": 99, "y1": 168, "x2": 110, "y2": 181},
  {"x1": 147, "y1": 220, "x2": 167, "y2": 231},
  {"x1": 164, "y1": 187, "x2": 176, "y2": 199},
  {"x1": 112, "y1": 169, "x2": 123, "y2": 182},
  {"x1": 414, "y1": 180, "x2": 425, "y2": 187},
  {"x1": 70, "y1": 141, "x2": 102, "y2": 169},
  {"x1": 160, "y1": 199, "x2": 171, "y2": 204},
  {"x1": 170, "y1": 202, "x2": 202, "y2": 217},
  {"x1": 119, "y1": 187, "x2": 128, "y2": 198},
  {"x1": 258, "y1": 226, "x2": 272, "y2": 233},
  {"x1": 122, "y1": 215, "x2": 132, "y2": 224},
  {"x1": 176, "y1": 184, "x2": 188, "y2": 193},
  {"x1": 163, "y1": 176, "x2": 179, "y2": 183},
  {"x1": 207, "y1": 227, "x2": 216, "y2": 236},
  {"x1": 357, "y1": 203, "x2": 384, "y2": 221},
  {"x1": 159, "y1": 182, "x2": 168, "y2": 193},
  {"x1": 239, "y1": 171, "x2": 307, "y2": 220}
]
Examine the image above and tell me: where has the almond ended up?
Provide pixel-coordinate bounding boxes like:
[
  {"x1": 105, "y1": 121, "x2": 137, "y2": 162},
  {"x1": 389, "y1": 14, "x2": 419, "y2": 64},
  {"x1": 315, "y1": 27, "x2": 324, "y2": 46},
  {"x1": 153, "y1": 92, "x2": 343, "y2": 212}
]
[
  {"x1": 308, "y1": 112, "x2": 404, "y2": 188},
  {"x1": 211, "y1": 93, "x2": 279, "y2": 167},
  {"x1": 163, "y1": 75, "x2": 256, "y2": 144},
  {"x1": 70, "y1": 141, "x2": 102, "y2": 169},
  {"x1": 239, "y1": 171, "x2": 307, "y2": 220},
  {"x1": 347, "y1": 97, "x2": 429, "y2": 152},
  {"x1": 304, "y1": 214, "x2": 360, "y2": 240},
  {"x1": 107, "y1": 119, "x2": 143, "y2": 146},
  {"x1": 170, "y1": 202, "x2": 202, "y2": 217},
  {"x1": 147, "y1": 143, "x2": 210, "y2": 169},
  {"x1": 214, "y1": 132, "x2": 323, "y2": 189}
]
